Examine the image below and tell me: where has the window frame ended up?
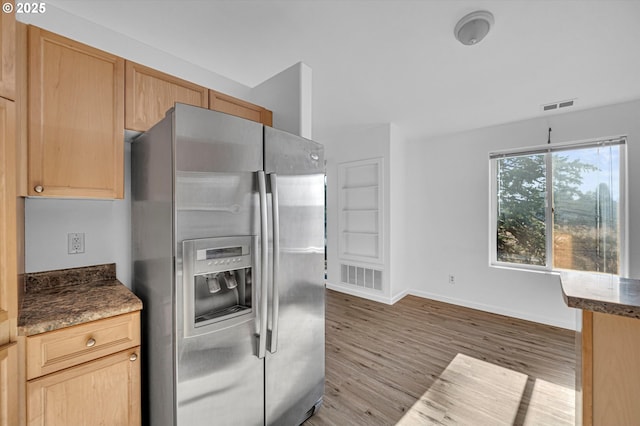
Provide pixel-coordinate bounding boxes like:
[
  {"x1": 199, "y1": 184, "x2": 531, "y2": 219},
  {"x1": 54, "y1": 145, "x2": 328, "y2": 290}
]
[{"x1": 489, "y1": 136, "x2": 628, "y2": 276}]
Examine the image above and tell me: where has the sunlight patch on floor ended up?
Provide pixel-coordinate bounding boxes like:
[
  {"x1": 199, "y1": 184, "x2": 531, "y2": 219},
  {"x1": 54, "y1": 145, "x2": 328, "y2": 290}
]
[
  {"x1": 396, "y1": 353, "x2": 528, "y2": 425},
  {"x1": 523, "y1": 378, "x2": 575, "y2": 425}
]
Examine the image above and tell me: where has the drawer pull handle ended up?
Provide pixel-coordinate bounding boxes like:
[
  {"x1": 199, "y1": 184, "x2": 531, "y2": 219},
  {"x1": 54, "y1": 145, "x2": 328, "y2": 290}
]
[
  {"x1": 34, "y1": 185, "x2": 44, "y2": 193},
  {"x1": 129, "y1": 353, "x2": 138, "y2": 362},
  {"x1": 86, "y1": 338, "x2": 96, "y2": 347}
]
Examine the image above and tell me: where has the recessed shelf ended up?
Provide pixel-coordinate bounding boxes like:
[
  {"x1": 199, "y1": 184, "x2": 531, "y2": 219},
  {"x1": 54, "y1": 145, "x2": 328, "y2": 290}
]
[
  {"x1": 342, "y1": 231, "x2": 379, "y2": 236},
  {"x1": 338, "y1": 158, "x2": 383, "y2": 264},
  {"x1": 342, "y1": 208, "x2": 378, "y2": 212},
  {"x1": 341, "y1": 184, "x2": 379, "y2": 190}
]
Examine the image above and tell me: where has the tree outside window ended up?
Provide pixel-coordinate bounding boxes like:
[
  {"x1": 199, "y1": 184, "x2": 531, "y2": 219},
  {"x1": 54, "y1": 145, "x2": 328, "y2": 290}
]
[{"x1": 493, "y1": 140, "x2": 624, "y2": 275}]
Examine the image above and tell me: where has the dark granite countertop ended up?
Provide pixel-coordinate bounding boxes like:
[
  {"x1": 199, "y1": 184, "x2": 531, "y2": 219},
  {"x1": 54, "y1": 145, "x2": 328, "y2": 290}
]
[
  {"x1": 560, "y1": 271, "x2": 640, "y2": 319},
  {"x1": 18, "y1": 264, "x2": 143, "y2": 336}
]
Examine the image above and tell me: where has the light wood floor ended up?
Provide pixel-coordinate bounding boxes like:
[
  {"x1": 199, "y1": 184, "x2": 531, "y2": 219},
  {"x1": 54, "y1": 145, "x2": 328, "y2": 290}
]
[{"x1": 305, "y1": 290, "x2": 576, "y2": 426}]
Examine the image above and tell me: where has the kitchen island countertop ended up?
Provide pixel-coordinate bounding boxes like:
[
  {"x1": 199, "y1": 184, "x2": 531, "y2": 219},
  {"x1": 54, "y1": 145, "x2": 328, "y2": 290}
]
[
  {"x1": 560, "y1": 271, "x2": 640, "y2": 319},
  {"x1": 18, "y1": 263, "x2": 142, "y2": 336}
]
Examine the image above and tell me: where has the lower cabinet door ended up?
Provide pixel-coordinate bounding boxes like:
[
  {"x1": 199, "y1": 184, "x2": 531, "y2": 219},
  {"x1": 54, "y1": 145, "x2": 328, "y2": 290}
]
[
  {"x1": 0, "y1": 343, "x2": 18, "y2": 426},
  {"x1": 27, "y1": 347, "x2": 140, "y2": 426}
]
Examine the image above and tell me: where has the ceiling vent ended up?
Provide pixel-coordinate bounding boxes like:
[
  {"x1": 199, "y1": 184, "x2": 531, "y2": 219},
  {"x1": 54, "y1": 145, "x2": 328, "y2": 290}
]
[{"x1": 542, "y1": 99, "x2": 575, "y2": 112}]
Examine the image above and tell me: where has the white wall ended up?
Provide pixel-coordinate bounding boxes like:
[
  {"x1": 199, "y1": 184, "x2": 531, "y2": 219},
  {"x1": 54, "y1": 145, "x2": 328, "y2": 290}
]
[
  {"x1": 389, "y1": 124, "x2": 409, "y2": 302},
  {"x1": 325, "y1": 123, "x2": 409, "y2": 304},
  {"x1": 251, "y1": 62, "x2": 313, "y2": 139},
  {"x1": 326, "y1": 124, "x2": 392, "y2": 302},
  {"x1": 404, "y1": 100, "x2": 640, "y2": 330},
  {"x1": 21, "y1": 7, "x2": 311, "y2": 287}
]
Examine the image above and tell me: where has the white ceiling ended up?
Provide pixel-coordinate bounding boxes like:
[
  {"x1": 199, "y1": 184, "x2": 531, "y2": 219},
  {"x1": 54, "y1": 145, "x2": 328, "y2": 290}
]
[{"x1": 46, "y1": 0, "x2": 640, "y2": 143}]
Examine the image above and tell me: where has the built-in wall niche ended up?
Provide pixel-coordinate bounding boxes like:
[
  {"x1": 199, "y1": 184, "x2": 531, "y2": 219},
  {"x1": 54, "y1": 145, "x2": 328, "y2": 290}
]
[{"x1": 338, "y1": 158, "x2": 383, "y2": 264}]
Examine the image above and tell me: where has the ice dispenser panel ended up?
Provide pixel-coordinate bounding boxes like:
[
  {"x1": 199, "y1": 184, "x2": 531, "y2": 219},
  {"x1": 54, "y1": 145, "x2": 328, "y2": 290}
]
[
  {"x1": 193, "y1": 269, "x2": 251, "y2": 324},
  {"x1": 182, "y1": 236, "x2": 254, "y2": 334}
]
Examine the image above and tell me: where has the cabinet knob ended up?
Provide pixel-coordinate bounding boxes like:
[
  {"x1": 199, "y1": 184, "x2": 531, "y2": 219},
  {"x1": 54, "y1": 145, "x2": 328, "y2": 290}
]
[
  {"x1": 34, "y1": 185, "x2": 44, "y2": 193},
  {"x1": 129, "y1": 353, "x2": 138, "y2": 362},
  {"x1": 86, "y1": 337, "x2": 96, "y2": 347}
]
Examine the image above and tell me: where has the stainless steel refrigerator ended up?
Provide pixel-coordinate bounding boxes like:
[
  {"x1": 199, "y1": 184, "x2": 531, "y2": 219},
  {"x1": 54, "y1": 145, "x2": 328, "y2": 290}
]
[{"x1": 131, "y1": 103, "x2": 325, "y2": 426}]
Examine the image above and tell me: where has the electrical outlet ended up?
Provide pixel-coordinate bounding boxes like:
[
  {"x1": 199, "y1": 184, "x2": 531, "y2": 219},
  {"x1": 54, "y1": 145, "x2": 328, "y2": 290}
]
[
  {"x1": 448, "y1": 274, "x2": 455, "y2": 285},
  {"x1": 68, "y1": 233, "x2": 85, "y2": 254}
]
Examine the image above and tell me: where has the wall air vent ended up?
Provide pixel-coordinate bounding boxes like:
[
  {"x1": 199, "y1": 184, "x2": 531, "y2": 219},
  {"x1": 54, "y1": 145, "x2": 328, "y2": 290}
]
[
  {"x1": 542, "y1": 99, "x2": 575, "y2": 112},
  {"x1": 340, "y1": 263, "x2": 382, "y2": 291}
]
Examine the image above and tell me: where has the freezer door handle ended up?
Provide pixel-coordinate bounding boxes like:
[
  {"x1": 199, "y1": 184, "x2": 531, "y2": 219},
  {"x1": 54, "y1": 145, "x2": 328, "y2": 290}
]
[
  {"x1": 257, "y1": 171, "x2": 269, "y2": 359},
  {"x1": 268, "y1": 173, "x2": 280, "y2": 353}
]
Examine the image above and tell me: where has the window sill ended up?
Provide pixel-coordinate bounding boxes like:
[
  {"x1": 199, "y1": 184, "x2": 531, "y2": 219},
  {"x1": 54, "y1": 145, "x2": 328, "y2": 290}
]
[{"x1": 490, "y1": 263, "x2": 561, "y2": 276}]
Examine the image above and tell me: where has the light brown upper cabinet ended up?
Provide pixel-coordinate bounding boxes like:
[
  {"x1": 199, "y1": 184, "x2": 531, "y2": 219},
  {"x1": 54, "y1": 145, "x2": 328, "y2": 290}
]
[
  {"x1": 125, "y1": 61, "x2": 208, "y2": 131},
  {"x1": 28, "y1": 26, "x2": 124, "y2": 199},
  {"x1": 210, "y1": 89, "x2": 272, "y2": 126},
  {"x1": 0, "y1": 0, "x2": 16, "y2": 100}
]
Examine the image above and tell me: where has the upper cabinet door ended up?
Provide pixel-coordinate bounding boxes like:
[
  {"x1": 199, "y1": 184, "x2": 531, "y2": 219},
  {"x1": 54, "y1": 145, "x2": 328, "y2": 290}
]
[
  {"x1": 0, "y1": 0, "x2": 16, "y2": 100},
  {"x1": 125, "y1": 61, "x2": 208, "y2": 132},
  {"x1": 209, "y1": 89, "x2": 272, "y2": 126},
  {"x1": 28, "y1": 27, "x2": 124, "y2": 199}
]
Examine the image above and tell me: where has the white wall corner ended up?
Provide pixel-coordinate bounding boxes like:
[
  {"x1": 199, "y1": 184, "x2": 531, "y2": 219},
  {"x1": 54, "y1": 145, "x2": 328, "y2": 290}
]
[
  {"x1": 300, "y1": 63, "x2": 313, "y2": 139},
  {"x1": 391, "y1": 288, "x2": 410, "y2": 304},
  {"x1": 388, "y1": 123, "x2": 409, "y2": 297},
  {"x1": 251, "y1": 62, "x2": 312, "y2": 138}
]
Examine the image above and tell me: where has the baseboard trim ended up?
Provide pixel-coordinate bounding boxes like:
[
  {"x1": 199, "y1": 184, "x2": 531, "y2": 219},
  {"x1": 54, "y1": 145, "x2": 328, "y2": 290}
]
[
  {"x1": 324, "y1": 283, "x2": 576, "y2": 330},
  {"x1": 325, "y1": 282, "x2": 393, "y2": 305},
  {"x1": 391, "y1": 289, "x2": 410, "y2": 304},
  {"x1": 408, "y1": 289, "x2": 575, "y2": 330}
]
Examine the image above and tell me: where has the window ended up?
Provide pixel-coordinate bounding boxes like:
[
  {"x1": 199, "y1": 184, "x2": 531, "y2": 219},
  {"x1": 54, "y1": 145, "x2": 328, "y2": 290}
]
[{"x1": 490, "y1": 137, "x2": 626, "y2": 275}]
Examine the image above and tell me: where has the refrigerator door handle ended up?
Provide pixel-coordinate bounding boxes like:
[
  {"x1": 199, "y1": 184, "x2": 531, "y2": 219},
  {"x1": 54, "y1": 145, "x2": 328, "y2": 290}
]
[
  {"x1": 257, "y1": 171, "x2": 269, "y2": 359},
  {"x1": 268, "y1": 173, "x2": 280, "y2": 353}
]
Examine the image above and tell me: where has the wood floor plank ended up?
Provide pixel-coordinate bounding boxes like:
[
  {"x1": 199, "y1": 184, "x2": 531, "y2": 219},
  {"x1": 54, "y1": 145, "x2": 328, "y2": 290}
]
[{"x1": 306, "y1": 290, "x2": 575, "y2": 426}]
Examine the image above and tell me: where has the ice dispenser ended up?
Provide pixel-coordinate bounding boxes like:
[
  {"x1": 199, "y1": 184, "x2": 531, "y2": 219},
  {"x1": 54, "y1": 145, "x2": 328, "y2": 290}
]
[{"x1": 182, "y1": 236, "x2": 255, "y2": 335}]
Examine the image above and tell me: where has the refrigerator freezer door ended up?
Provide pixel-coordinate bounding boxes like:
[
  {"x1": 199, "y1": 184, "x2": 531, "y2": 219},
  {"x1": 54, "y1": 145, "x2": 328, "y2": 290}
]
[
  {"x1": 174, "y1": 105, "x2": 264, "y2": 243},
  {"x1": 175, "y1": 320, "x2": 264, "y2": 426},
  {"x1": 173, "y1": 105, "x2": 265, "y2": 425},
  {"x1": 264, "y1": 127, "x2": 325, "y2": 425}
]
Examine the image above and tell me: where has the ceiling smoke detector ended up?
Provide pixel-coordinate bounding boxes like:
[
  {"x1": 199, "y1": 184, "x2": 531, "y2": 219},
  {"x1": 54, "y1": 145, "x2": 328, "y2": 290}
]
[{"x1": 454, "y1": 10, "x2": 494, "y2": 46}]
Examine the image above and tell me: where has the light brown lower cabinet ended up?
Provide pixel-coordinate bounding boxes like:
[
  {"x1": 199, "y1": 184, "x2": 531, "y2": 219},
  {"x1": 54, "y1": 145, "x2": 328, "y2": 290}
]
[
  {"x1": 27, "y1": 348, "x2": 140, "y2": 426},
  {"x1": 581, "y1": 310, "x2": 640, "y2": 425},
  {"x1": 25, "y1": 312, "x2": 141, "y2": 426},
  {"x1": 0, "y1": 342, "x2": 18, "y2": 426}
]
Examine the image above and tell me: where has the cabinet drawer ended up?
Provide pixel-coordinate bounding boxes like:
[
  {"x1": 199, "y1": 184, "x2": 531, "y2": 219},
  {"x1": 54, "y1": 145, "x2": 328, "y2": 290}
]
[{"x1": 26, "y1": 312, "x2": 140, "y2": 379}]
